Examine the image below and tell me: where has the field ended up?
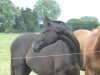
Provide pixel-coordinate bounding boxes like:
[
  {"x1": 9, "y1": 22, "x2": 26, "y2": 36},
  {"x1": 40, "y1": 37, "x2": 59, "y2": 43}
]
[{"x1": 0, "y1": 33, "x2": 84, "y2": 75}]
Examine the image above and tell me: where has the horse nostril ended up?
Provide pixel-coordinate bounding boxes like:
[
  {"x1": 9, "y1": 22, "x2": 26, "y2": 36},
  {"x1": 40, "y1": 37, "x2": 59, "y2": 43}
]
[
  {"x1": 34, "y1": 49, "x2": 40, "y2": 53},
  {"x1": 32, "y1": 46, "x2": 39, "y2": 53},
  {"x1": 34, "y1": 49, "x2": 37, "y2": 53},
  {"x1": 33, "y1": 47, "x2": 37, "y2": 52}
]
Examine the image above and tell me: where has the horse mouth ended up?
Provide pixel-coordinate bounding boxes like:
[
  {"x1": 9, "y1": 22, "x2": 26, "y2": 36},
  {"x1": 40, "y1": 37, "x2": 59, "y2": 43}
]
[
  {"x1": 32, "y1": 45, "x2": 40, "y2": 53},
  {"x1": 34, "y1": 49, "x2": 40, "y2": 53},
  {"x1": 32, "y1": 43, "x2": 44, "y2": 53}
]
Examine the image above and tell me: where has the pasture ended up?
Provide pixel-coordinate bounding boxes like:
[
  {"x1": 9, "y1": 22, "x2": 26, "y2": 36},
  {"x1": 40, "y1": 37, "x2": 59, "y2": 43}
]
[{"x1": 0, "y1": 33, "x2": 84, "y2": 75}]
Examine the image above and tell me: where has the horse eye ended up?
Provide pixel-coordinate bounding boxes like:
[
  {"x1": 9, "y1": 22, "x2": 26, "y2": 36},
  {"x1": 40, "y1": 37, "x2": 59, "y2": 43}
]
[
  {"x1": 42, "y1": 31, "x2": 45, "y2": 34},
  {"x1": 58, "y1": 21, "x2": 61, "y2": 24}
]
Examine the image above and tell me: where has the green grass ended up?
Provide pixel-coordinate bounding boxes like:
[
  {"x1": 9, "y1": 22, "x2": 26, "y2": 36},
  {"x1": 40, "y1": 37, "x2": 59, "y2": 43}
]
[
  {"x1": 0, "y1": 33, "x2": 84, "y2": 75},
  {"x1": 0, "y1": 33, "x2": 20, "y2": 75}
]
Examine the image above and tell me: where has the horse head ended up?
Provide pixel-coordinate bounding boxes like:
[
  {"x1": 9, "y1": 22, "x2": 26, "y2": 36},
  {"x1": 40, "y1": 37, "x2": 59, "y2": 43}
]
[
  {"x1": 32, "y1": 30, "x2": 58, "y2": 53},
  {"x1": 32, "y1": 16, "x2": 73, "y2": 53},
  {"x1": 32, "y1": 16, "x2": 83, "y2": 69}
]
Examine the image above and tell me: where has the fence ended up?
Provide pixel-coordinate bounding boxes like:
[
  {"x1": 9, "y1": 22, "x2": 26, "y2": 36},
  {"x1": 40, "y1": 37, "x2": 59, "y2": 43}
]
[{"x1": 1, "y1": 50, "x2": 100, "y2": 75}]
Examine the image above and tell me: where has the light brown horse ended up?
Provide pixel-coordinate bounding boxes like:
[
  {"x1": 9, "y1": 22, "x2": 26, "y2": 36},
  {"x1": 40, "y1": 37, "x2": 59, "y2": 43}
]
[
  {"x1": 74, "y1": 28, "x2": 100, "y2": 75},
  {"x1": 82, "y1": 27, "x2": 100, "y2": 75},
  {"x1": 74, "y1": 29, "x2": 91, "y2": 51},
  {"x1": 74, "y1": 29, "x2": 91, "y2": 70}
]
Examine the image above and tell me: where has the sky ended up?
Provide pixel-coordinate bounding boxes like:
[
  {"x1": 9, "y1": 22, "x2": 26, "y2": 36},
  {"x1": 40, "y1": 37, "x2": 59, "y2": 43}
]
[{"x1": 10, "y1": 0, "x2": 100, "y2": 22}]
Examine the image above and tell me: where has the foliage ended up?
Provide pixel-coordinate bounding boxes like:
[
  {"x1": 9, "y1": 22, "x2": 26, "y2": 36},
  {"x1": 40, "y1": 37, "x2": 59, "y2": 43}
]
[
  {"x1": 67, "y1": 18, "x2": 84, "y2": 30},
  {"x1": 0, "y1": 0, "x2": 100, "y2": 32},
  {"x1": 0, "y1": 0, "x2": 20, "y2": 32},
  {"x1": 80, "y1": 16, "x2": 99, "y2": 30},
  {"x1": 13, "y1": 8, "x2": 38, "y2": 32},
  {"x1": 33, "y1": 0, "x2": 61, "y2": 24},
  {"x1": 13, "y1": 14, "x2": 27, "y2": 32},
  {"x1": 66, "y1": 16, "x2": 100, "y2": 30},
  {"x1": 0, "y1": 0, "x2": 61, "y2": 32}
]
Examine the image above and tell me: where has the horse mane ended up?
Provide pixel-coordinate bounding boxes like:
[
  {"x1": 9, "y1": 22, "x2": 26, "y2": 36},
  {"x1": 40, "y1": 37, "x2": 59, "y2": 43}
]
[
  {"x1": 53, "y1": 21, "x2": 73, "y2": 31},
  {"x1": 53, "y1": 21, "x2": 66, "y2": 26}
]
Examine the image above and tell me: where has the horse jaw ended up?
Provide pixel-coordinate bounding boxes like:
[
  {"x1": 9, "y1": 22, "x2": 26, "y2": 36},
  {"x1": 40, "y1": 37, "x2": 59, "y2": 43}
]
[{"x1": 32, "y1": 41, "x2": 43, "y2": 53}]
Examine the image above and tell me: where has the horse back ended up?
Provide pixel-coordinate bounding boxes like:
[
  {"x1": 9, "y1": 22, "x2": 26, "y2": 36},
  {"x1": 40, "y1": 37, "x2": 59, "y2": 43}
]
[{"x1": 11, "y1": 33, "x2": 38, "y2": 58}]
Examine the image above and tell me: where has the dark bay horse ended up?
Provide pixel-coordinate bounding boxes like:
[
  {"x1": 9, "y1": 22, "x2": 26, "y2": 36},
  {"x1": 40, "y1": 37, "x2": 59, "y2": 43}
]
[
  {"x1": 32, "y1": 17, "x2": 83, "y2": 73},
  {"x1": 11, "y1": 16, "x2": 82, "y2": 75}
]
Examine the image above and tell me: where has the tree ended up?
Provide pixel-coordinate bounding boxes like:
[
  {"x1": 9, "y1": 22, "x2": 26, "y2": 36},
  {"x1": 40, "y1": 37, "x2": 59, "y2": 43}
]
[
  {"x1": 21, "y1": 8, "x2": 37, "y2": 32},
  {"x1": 14, "y1": 8, "x2": 38, "y2": 32},
  {"x1": 0, "y1": 0, "x2": 20, "y2": 32},
  {"x1": 67, "y1": 16, "x2": 100, "y2": 30},
  {"x1": 33, "y1": 0, "x2": 61, "y2": 24},
  {"x1": 67, "y1": 18, "x2": 84, "y2": 30},
  {"x1": 80, "y1": 16, "x2": 99, "y2": 30},
  {"x1": 13, "y1": 14, "x2": 27, "y2": 32}
]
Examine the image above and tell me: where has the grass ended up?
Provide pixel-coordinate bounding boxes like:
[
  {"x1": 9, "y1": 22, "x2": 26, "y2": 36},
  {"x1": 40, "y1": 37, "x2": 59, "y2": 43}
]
[
  {"x1": 0, "y1": 33, "x2": 84, "y2": 75},
  {"x1": 0, "y1": 33, "x2": 20, "y2": 75}
]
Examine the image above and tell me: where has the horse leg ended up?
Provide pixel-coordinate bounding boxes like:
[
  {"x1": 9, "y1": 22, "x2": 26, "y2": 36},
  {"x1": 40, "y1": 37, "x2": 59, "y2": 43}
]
[
  {"x1": 69, "y1": 65, "x2": 80, "y2": 75},
  {"x1": 94, "y1": 72, "x2": 100, "y2": 75},
  {"x1": 15, "y1": 64, "x2": 31, "y2": 75},
  {"x1": 55, "y1": 71, "x2": 65, "y2": 75},
  {"x1": 85, "y1": 67, "x2": 94, "y2": 75},
  {"x1": 11, "y1": 62, "x2": 15, "y2": 75},
  {"x1": 13, "y1": 59, "x2": 31, "y2": 75},
  {"x1": 55, "y1": 65, "x2": 80, "y2": 75}
]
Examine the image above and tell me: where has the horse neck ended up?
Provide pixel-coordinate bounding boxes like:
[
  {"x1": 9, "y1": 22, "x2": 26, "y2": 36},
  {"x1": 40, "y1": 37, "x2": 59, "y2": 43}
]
[
  {"x1": 55, "y1": 25, "x2": 80, "y2": 52},
  {"x1": 94, "y1": 28, "x2": 100, "y2": 55},
  {"x1": 61, "y1": 29, "x2": 79, "y2": 46},
  {"x1": 58, "y1": 33, "x2": 83, "y2": 68}
]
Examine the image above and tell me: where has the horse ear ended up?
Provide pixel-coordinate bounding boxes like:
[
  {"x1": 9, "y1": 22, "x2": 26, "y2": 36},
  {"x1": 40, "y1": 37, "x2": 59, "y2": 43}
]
[{"x1": 44, "y1": 15, "x2": 52, "y2": 26}]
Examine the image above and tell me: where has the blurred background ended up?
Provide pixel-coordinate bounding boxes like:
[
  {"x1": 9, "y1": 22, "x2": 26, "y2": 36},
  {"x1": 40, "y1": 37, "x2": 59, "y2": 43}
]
[
  {"x1": 0, "y1": 0, "x2": 100, "y2": 75},
  {"x1": 0, "y1": 0, "x2": 100, "y2": 33}
]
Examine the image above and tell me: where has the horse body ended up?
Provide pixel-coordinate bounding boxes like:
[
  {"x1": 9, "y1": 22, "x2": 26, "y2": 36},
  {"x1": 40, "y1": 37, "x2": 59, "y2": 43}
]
[
  {"x1": 11, "y1": 33, "x2": 37, "y2": 75},
  {"x1": 74, "y1": 29, "x2": 91, "y2": 70},
  {"x1": 74, "y1": 28, "x2": 100, "y2": 75},
  {"x1": 11, "y1": 32, "x2": 78, "y2": 75},
  {"x1": 74, "y1": 29, "x2": 91, "y2": 51},
  {"x1": 83, "y1": 28, "x2": 100, "y2": 75},
  {"x1": 26, "y1": 40, "x2": 76, "y2": 75},
  {"x1": 11, "y1": 16, "x2": 82, "y2": 75},
  {"x1": 32, "y1": 16, "x2": 83, "y2": 75}
]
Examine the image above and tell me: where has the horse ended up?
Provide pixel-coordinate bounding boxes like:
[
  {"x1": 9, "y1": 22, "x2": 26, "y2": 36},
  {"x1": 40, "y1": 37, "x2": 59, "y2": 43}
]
[
  {"x1": 74, "y1": 29, "x2": 91, "y2": 51},
  {"x1": 32, "y1": 16, "x2": 83, "y2": 74},
  {"x1": 11, "y1": 33, "x2": 37, "y2": 75},
  {"x1": 81, "y1": 27, "x2": 100, "y2": 75},
  {"x1": 74, "y1": 29, "x2": 91, "y2": 70},
  {"x1": 11, "y1": 16, "x2": 82, "y2": 75},
  {"x1": 74, "y1": 27, "x2": 100, "y2": 75}
]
